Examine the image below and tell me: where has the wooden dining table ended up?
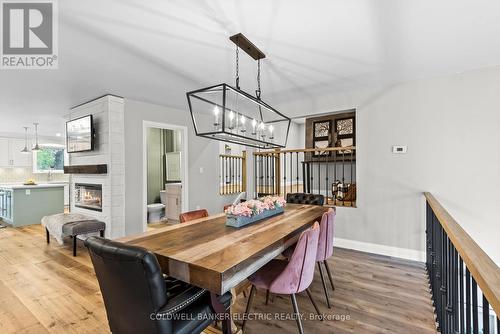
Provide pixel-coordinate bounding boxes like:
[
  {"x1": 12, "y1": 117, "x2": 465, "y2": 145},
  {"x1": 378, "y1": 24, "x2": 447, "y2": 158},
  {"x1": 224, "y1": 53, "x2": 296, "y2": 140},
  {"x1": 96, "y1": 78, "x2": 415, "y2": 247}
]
[{"x1": 120, "y1": 203, "x2": 325, "y2": 333}]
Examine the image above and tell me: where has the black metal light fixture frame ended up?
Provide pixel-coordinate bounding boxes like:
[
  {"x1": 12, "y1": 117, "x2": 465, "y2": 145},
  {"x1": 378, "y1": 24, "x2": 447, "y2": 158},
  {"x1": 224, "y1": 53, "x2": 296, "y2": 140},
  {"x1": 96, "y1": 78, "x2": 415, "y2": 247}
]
[{"x1": 186, "y1": 33, "x2": 291, "y2": 149}]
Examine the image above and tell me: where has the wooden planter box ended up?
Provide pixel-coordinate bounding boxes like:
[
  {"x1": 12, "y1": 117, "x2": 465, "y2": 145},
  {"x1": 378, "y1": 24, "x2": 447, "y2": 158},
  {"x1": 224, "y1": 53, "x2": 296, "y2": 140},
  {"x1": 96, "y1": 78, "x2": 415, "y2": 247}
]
[{"x1": 226, "y1": 206, "x2": 284, "y2": 228}]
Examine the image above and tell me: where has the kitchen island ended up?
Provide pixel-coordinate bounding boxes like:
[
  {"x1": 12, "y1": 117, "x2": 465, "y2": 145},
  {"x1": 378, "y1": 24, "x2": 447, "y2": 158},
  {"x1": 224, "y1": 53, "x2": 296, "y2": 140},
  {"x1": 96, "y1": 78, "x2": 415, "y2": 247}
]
[{"x1": 0, "y1": 184, "x2": 65, "y2": 227}]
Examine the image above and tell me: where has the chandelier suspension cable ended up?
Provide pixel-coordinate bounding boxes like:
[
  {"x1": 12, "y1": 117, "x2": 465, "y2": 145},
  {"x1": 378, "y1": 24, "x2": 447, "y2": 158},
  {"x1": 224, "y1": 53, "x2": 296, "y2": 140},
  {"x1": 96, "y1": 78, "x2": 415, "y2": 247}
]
[
  {"x1": 256, "y1": 59, "x2": 261, "y2": 100},
  {"x1": 235, "y1": 45, "x2": 240, "y2": 89},
  {"x1": 256, "y1": 58, "x2": 264, "y2": 121}
]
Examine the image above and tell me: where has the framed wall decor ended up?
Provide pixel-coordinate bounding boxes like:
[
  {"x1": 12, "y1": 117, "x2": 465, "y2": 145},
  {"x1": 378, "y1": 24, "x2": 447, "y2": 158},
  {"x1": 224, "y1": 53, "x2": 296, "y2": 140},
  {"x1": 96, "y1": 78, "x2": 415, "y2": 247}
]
[{"x1": 312, "y1": 120, "x2": 331, "y2": 157}]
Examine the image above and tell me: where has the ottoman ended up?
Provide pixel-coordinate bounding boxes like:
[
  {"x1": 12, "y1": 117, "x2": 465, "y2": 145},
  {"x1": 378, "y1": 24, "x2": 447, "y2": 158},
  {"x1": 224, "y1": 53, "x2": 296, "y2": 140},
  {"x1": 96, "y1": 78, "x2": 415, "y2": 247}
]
[{"x1": 44, "y1": 216, "x2": 106, "y2": 256}]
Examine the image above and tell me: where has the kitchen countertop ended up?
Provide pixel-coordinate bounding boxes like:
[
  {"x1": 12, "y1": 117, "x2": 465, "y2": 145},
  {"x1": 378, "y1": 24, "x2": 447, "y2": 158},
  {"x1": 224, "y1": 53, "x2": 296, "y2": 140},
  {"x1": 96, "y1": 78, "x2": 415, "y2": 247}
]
[{"x1": 0, "y1": 183, "x2": 67, "y2": 190}]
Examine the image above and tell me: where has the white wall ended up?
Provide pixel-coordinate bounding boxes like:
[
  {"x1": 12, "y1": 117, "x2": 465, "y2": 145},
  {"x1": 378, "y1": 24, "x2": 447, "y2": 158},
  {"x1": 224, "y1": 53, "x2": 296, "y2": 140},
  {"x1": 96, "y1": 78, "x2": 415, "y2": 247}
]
[
  {"x1": 292, "y1": 66, "x2": 500, "y2": 263},
  {"x1": 123, "y1": 99, "x2": 238, "y2": 235}
]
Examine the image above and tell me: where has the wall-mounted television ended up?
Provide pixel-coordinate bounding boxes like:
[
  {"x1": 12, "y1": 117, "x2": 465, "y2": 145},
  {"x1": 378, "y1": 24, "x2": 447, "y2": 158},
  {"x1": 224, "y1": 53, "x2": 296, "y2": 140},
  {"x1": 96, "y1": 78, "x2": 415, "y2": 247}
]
[{"x1": 66, "y1": 115, "x2": 94, "y2": 153}]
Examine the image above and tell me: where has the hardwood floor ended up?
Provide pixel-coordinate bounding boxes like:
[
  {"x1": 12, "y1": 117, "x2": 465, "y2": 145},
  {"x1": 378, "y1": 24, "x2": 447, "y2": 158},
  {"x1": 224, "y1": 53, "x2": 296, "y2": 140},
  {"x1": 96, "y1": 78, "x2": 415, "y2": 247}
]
[{"x1": 0, "y1": 224, "x2": 437, "y2": 334}]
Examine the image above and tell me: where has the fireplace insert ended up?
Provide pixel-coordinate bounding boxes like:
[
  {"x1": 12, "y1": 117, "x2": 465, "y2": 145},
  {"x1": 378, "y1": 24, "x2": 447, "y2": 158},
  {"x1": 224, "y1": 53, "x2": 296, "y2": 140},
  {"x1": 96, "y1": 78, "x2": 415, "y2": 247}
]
[{"x1": 75, "y1": 183, "x2": 102, "y2": 212}]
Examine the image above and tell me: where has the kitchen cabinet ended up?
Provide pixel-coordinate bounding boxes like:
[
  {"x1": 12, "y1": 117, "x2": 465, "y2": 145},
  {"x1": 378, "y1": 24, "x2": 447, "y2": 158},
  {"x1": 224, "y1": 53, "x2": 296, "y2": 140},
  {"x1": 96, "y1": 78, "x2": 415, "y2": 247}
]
[
  {"x1": 0, "y1": 139, "x2": 9, "y2": 166},
  {"x1": 165, "y1": 183, "x2": 182, "y2": 221},
  {"x1": 0, "y1": 138, "x2": 32, "y2": 167},
  {"x1": 0, "y1": 184, "x2": 64, "y2": 226},
  {"x1": 10, "y1": 139, "x2": 32, "y2": 167},
  {"x1": 0, "y1": 188, "x2": 13, "y2": 222}
]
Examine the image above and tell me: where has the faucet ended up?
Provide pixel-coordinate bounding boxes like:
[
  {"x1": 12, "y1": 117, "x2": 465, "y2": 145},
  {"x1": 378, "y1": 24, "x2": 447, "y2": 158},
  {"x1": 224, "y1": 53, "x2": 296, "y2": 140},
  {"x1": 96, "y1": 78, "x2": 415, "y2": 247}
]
[{"x1": 47, "y1": 168, "x2": 53, "y2": 182}]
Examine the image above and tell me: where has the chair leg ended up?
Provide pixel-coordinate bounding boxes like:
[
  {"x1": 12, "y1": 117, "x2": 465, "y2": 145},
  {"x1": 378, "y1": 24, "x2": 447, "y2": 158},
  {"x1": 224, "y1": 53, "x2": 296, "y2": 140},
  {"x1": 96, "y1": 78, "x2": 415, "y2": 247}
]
[
  {"x1": 72, "y1": 236, "x2": 77, "y2": 257},
  {"x1": 290, "y1": 294, "x2": 304, "y2": 334},
  {"x1": 323, "y1": 260, "x2": 335, "y2": 291},
  {"x1": 242, "y1": 285, "x2": 256, "y2": 331},
  {"x1": 46, "y1": 228, "x2": 50, "y2": 244},
  {"x1": 265, "y1": 289, "x2": 270, "y2": 305},
  {"x1": 305, "y1": 288, "x2": 323, "y2": 321},
  {"x1": 318, "y1": 262, "x2": 331, "y2": 308},
  {"x1": 99, "y1": 230, "x2": 104, "y2": 238}
]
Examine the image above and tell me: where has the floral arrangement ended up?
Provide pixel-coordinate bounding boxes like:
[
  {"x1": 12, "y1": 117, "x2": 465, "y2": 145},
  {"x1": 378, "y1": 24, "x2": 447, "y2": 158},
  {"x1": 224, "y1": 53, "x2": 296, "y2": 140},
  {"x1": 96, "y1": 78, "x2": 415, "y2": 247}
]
[{"x1": 225, "y1": 196, "x2": 286, "y2": 217}]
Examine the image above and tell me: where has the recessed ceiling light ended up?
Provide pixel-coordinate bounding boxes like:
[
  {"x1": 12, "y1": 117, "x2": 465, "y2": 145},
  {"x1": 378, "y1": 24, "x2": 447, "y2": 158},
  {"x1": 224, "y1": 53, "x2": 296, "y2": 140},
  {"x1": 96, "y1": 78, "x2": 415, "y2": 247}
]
[{"x1": 55, "y1": 133, "x2": 61, "y2": 137}]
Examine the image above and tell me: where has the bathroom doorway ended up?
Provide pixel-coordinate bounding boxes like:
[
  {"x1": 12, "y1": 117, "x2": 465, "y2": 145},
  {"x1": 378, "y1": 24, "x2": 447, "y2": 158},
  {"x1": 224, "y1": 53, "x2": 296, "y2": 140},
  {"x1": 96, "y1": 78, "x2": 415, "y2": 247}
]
[{"x1": 142, "y1": 121, "x2": 188, "y2": 230}]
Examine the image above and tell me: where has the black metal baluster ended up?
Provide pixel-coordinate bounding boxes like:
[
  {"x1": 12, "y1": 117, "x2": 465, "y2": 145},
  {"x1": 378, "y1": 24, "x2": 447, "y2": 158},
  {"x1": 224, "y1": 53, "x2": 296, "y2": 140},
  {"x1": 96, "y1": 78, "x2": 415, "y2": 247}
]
[
  {"x1": 272, "y1": 154, "x2": 275, "y2": 194},
  {"x1": 466, "y1": 268, "x2": 471, "y2": 333},
  {"x1": 316, "y1": 153, "x2": 321, "y2": 194},
  {"x1": 472, "y1": 278, "x2": 478, "y2": 334},
  {"x1": 302, "y1": 161, "x2": 306, "y2": 193},
  {"x1": 261, "y1": 155, "x2": 265, "y2": 195},
  {"x1": 253, "y1": 154, "x2": 257, "y2": 198},
  {"x1": 483, "y1": 295, "x2": 490, "y2": 334},
  {"x1": 446, "y1": 237, "x2": 452, "y2": 333},
  {"x1": 333, "y1": 152, "x2": 337, "y2": 205},
  {"x1": 453, "y1": 244, "x2": 459, "y2": 333},
  {"x1": 324, "y1": 153, "x2": 328, "y2": 203},
  {"x1": 266, "y1": 155, "x2": 269, "y2": 194},
  {"x1": 342, "y1": 152, "x2": 345, "y2": 206},
  {"x1": 289, "y1": 152, "x2": 292, "y2": 196},
  {"x1": 441, "y1": 233, "x2": 447, "y2": 334},
  {"x1": 309, "y1": 161, "x2": 313, "y2": 193},
  {"x1": 459, "y1": 258, "x2": 464, "y2": 333},
  {"x1": 435, "y1": 215, "x2": 442, "y2": 332}
]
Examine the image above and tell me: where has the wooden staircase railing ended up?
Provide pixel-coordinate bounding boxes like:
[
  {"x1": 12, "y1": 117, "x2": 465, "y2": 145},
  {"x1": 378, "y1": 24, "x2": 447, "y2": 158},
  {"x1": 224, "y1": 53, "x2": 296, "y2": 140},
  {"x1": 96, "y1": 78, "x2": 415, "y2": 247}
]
[
  {"x1": 425, "y1": 192, "x2": 500, "y2": 334},
  {"x1": 219, "y1": 151, "x2": 246, "y2": 195},
  {"x1": 253, "y1": 146, "x2": 356, "y2": 207}
]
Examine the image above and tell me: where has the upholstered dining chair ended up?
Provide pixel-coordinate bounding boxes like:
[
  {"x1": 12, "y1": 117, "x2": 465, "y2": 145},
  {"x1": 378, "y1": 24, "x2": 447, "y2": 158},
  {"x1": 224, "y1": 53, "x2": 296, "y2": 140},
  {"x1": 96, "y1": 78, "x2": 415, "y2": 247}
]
[
  {"x1": 286, "y1": 193, "x2": 325, "y2": 206},
  {"x1": 85, "y1": 237, "x2": 232, "y2": 334},
  {"x1": 242, "y1": 222, "x2": 321, "y2": 334},
  {"x1": 179, "y1": 209, "x2": 209, "y2": 223},
  {"x1": 283, "y1": 208, "x2": 336, "y2": 308}
]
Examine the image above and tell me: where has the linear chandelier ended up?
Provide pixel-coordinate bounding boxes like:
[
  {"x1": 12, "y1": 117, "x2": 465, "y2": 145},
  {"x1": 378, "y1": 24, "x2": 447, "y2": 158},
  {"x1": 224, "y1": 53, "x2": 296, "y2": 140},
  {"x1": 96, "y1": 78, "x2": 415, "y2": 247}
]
[{"x1": 187, "y1": 33, "x2": 291, "y2": 149}]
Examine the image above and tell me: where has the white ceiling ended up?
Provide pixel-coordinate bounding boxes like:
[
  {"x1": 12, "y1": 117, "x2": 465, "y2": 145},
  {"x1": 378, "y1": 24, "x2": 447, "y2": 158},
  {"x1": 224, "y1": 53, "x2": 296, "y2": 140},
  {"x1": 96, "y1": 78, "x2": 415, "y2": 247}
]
[{"x1": 1, "y1": 0, "x2": 500, "y2": 136}]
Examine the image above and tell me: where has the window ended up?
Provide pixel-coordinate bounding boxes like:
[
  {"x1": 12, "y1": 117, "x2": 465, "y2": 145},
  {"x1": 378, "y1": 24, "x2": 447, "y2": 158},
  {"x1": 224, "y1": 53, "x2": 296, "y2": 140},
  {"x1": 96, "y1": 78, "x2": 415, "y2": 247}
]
[{"x1": 33, "y1": 146, "x2": 65, "y2": 173}]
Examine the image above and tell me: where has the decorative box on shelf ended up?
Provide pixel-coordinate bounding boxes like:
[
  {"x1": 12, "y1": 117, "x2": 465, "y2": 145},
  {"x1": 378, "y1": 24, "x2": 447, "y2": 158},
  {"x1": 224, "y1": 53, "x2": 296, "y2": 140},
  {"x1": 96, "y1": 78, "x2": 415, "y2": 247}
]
[{"x1": 225, "y1": 196, "x2": 286, "y2": 228}]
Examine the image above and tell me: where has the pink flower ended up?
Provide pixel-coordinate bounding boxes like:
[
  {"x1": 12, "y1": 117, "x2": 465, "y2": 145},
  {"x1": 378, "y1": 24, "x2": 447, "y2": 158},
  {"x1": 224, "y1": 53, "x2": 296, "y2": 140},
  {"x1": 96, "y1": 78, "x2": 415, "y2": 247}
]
[{"x1": 226, "y1": 196, "x2": 286, "y2": 217}]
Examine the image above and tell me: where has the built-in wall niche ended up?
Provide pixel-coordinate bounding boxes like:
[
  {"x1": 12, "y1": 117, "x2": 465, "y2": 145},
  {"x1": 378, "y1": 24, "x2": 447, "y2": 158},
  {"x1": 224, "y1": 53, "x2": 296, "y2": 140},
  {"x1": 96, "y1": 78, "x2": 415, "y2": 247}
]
[
  {"x1": 305, "y1": 110, "x2": 357, "y2": 207},
  {"x1": 305, "y1": 110, "x2": 356, "y2": 159}
]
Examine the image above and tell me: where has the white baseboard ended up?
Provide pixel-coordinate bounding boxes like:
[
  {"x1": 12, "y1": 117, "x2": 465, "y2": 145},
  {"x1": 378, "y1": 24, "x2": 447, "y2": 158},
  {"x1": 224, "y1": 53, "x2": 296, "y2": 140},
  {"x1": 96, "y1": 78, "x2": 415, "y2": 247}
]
[{"x1": 334, "y1": 237, "x2": 426, "y2": 262}]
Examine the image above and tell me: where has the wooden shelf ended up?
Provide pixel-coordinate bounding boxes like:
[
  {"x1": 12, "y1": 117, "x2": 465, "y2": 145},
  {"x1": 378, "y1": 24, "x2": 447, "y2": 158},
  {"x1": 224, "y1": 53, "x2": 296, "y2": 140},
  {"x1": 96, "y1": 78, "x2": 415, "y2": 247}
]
[{"x1": 64, "y1": 164, "x2": 107, "y2": 174}]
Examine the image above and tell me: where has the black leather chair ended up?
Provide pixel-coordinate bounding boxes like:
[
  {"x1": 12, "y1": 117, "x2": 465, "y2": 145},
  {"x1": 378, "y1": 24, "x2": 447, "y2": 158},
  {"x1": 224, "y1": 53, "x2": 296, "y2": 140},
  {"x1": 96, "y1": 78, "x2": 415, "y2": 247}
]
[
  {"x1": 85, "y1": 237, "x2": 231, "y2": 334},
  {"x1": 286, "y1": 193, "x2": 325, "y2": 205}
]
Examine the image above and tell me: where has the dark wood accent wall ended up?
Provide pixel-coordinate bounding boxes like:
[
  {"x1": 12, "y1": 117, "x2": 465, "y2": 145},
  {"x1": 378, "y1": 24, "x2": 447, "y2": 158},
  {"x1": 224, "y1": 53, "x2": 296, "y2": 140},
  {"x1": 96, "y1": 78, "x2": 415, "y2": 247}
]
[
  {"x1": 305, "y1": 109, "x2": 356, "y2": 161},
  {"x1": 64, "y1": 164, "x2": 108, "y2": 174}
]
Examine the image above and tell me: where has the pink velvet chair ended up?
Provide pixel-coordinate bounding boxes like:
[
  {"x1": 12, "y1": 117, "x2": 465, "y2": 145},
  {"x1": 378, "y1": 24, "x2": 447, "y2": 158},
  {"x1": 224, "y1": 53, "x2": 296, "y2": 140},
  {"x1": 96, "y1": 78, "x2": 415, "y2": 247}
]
[
  {"x1": 283, "y1": 208, "x2": 336, "y2": 308},
  {"x1": 242, "y1": 222, "x2": 321, "y2": 334}
]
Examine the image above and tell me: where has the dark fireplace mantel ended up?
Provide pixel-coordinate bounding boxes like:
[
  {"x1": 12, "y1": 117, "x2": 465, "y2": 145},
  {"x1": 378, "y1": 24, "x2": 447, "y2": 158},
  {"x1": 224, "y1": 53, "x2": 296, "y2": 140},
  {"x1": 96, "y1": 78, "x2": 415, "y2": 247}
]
[{"x1": 64, "y1": 164, "x2": 107, "y2": 174}]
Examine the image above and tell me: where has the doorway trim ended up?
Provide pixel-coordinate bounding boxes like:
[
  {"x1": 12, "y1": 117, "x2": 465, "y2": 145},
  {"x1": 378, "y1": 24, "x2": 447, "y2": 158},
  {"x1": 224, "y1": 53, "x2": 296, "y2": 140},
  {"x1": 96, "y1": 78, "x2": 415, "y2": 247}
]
[{"x1": 142, "y1": 121, "x2": 189, "y2": 231}]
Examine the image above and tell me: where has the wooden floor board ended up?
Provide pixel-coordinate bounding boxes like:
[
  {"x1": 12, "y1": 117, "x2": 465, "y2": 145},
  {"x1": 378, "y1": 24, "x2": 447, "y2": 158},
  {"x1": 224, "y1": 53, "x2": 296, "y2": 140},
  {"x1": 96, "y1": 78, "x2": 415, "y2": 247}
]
[{"x1": 0, "y1": 225, "x2": 437, "y2": 334}]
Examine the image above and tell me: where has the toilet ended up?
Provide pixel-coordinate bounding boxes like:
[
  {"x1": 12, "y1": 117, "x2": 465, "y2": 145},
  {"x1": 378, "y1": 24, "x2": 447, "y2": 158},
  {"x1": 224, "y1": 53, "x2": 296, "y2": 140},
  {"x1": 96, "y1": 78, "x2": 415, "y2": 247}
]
[{"x1": 147, "y1": 191, "x2": 167, "y2": 223}]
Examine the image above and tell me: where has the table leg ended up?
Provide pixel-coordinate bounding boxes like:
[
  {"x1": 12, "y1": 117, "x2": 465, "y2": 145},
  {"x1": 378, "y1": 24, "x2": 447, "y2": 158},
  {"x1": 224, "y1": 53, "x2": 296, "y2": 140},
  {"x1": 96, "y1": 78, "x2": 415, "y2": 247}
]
[
  {"x1": 210, "y1": 292, "x2": 232, "y2": 334},
  {"x1": 72, "y1": 236, "x2": 77, "y2": 257}
]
